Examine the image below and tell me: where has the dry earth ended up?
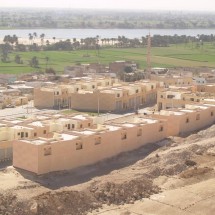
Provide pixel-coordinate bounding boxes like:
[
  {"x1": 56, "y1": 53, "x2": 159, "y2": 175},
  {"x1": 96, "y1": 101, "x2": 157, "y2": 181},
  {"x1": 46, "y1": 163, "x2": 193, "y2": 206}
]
[{"x1": 0, "y1": 125, "x2": 215, "y2": 215}]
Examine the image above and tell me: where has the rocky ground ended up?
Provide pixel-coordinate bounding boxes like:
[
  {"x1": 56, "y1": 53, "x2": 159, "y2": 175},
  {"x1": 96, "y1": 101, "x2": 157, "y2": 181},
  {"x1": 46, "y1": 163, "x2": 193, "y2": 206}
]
[{"x1": 0, "y1": 125, "x2": 215, "y2": 215}]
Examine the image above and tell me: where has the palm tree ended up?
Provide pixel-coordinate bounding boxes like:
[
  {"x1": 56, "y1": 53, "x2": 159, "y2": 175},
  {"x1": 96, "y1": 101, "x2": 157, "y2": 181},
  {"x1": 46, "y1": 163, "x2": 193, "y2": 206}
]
[
  {"x1": 52, "y1": 37, "x2": 56, "y2": 44},
  {"x1": 33, "y1": 32, "x2": 37, "y2": 43},
  {"x1": 40, "y1": 33, "x2": 45, "y2": 47},
  {"x1": 46, "y1": 40, "x2": 50, "y2": 46},
  {"x1": 28, "y1": 33, "x2": 33, "y2": 45}
]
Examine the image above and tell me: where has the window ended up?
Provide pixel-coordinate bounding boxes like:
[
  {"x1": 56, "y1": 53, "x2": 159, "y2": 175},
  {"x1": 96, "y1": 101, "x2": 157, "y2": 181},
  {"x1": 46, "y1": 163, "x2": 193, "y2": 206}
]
[
  {"x1": 95, "y1": 137, "x2": 101, "y2": 145},
  {"x1": 88, "y1": 123, "x2": 91, "y2": 127},
  {"x1": 196, "y1": 114, "x2": 200, "y2": 120},
  {"x1": 137, "y1": 128, "x2": 142, "y2": 136},
  {"x1": 167, "y1": 95, "x2": 174, "y2": 99},
  {"x1": 197, "y1": 99, "x2": 200, "y2": 102},
  {"x1": 151, "y1": 85, "x2": 154, "y2": 90},
  {"x1": 160, "y1": 95, "x2": 163, "y2": 98},
  {"x1": 159, "y1": 126, "x2": 164, "y2": 132},
  {"x1": 44, "y1": 146, "x2": 52, "y2": 156},
  {"x1": 186, "y1": 118, "x2": 189, "y2": 123},
  {"x1": 80, "y1": 124, "x2": 83, "y2": 129},
  {"x1": 117, "y1": 93, "x2": 120, "y2": 97},
  {"x1": 190, "y1": 98, "x2": 194, "y2": 101},
  {"x1": 72, "y1": 124, "x2": 75, "y2": 129},
  {"x1": 76, "y1": 142, "x2": 83, "y2": 150},
  {"x1": 34, "y1": 132, "x2": 37, "y2": 137},
  {"x1": 92, "y1": 85, "x2": 95, "y2": 89},
  {"x1": 43, "y1": 130, "x2": 47, "y2": 134},
  {"x1": 18, "y1": 132, "x2": 20, "y2": 136},
  {"x1": 136, "y1": 89, "x2": 139, "y2": 93},
  {"x1": 25, "y1": 132, "x2": 28, "y2": 137},
  {"x1": 211, "y1": 111, "x2": 214, "y2": 117},
  {"x1": 121, "y1": 132, "x2": 127, "y2": 140}
]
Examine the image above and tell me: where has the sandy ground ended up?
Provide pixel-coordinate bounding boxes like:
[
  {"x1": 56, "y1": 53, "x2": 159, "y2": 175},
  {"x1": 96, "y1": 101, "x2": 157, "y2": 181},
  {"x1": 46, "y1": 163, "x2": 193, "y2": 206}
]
[{"x1": 0, "y1": 124, "x2": 214, "y2": 215}]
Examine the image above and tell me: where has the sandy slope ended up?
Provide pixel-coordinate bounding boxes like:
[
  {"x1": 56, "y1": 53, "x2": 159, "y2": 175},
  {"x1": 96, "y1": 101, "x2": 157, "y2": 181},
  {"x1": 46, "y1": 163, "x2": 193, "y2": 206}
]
[{"x1": 0, "y1": 125, "x2": 214, "y2": 215}]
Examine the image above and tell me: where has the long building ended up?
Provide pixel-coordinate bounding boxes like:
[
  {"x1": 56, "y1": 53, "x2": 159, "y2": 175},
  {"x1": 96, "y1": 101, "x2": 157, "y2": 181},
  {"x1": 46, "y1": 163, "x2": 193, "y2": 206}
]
[
  {"x1": 34, "y1": 79, "x2": 162, "y2": 112},
  {"x1": 13, "y1": 101, "x2": 215, "y2": 174}
]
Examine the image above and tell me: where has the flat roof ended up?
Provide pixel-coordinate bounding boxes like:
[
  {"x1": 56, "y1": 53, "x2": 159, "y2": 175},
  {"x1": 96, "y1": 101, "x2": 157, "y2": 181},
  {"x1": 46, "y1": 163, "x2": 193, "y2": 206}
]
[
  {"x1": 73, "y1": 130, "x2": 96, "y2": 135},
  {"x1": 29, "y1": 121, "x2": 44, "y2": 127},
  {"x1": 72, "y1": 115, "x2": 88, "y2": 121},
  {"x1": 106, "y1": 125, "x2": 121, "y2": 131}
]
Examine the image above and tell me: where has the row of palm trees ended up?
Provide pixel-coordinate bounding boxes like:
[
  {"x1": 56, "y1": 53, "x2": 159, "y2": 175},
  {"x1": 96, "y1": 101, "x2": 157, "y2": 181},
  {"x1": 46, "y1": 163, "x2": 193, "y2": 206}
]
[{"x1": 28, "y1": 32, "x2": 45, "y2": 46}]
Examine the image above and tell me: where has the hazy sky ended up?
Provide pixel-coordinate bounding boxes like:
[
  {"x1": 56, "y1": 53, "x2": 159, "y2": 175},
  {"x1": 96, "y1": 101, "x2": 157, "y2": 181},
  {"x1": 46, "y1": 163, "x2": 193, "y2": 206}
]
[{"x1": 0, "y1": 0, "x2": 215, "y2": 11}]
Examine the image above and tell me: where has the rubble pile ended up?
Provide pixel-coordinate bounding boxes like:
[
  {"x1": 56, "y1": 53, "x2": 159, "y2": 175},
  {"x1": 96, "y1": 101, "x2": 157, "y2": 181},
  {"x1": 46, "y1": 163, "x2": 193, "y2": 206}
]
[
  {"x1": 89, "y1": 178, "x2": 160, "y2": 205},
  {"x1": 34, "y1": 190, "x2": 101, "y2": 215}
]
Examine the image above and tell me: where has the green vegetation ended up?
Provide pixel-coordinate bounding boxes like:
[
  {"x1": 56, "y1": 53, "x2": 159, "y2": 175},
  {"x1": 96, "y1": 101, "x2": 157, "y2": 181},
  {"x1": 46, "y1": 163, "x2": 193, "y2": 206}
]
[
  {"x1": 61, "y1": 109, "x2": 99, "y2": 116},
  {"x1": 1, "y1": 43, "x2": 215, "y2": 74}
]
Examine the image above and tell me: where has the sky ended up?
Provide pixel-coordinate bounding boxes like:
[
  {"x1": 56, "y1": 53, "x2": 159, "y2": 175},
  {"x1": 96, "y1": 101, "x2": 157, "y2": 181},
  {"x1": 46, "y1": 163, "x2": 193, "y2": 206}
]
[{"x1": 0, "y1": 0, "x2": 215, "y2": 11}]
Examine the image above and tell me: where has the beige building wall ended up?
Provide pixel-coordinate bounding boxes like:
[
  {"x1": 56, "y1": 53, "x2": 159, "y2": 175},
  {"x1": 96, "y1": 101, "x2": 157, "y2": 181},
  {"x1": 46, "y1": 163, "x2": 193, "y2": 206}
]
[
  {"x1": 13, "y1": 120, "x2": 167, "y2": 174},
  {"x1": 153, "y1": 105, "x2": 215, "y2": 136},
  {"x1": 71, "y1": 92, "x2": 116, "y2": 112},
  {"x1": 34, "y1": 88, "x2": 54, "y2": 108},
  {"x1": 197, "y1": 85, "x2": 215, "y2": 93},
  {"x1": 13, "y1": 141, "x2": 39, "y2": 173}
]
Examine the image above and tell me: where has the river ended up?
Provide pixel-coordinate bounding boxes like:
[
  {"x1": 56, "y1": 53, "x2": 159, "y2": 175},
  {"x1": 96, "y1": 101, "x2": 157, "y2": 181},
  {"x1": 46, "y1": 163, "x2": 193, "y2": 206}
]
[{"x1": 0, "y1": 28, "x2": 215, "y2": 39}]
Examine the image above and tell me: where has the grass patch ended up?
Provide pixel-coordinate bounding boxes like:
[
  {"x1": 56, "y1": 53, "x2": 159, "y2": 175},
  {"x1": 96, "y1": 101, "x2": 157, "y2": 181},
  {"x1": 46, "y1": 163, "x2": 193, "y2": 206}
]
[
  {"x1": 61, "y1": 109, "x2": 99, "y2": 116},
  {"x1": 1, "y1": 43, "x2": 215, "y2": 74}
]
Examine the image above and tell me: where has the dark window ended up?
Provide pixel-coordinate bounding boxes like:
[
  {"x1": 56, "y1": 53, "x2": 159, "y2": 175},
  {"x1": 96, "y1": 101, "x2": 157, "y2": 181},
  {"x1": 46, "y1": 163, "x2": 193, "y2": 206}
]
[
  {"x1": 95, "y1": 137, "x2": 101, "y2": 145},
  {"x1": 76, "y1": 142, "x2": 83, "y2": 150},
  {"x1": 72, "y1": 124, "x2": 75, "y2": 129},
  {"x1": 211, "y1": 111, "x2": 214, "y2": 117},
  {"x1": 34, "y1": 132, "x2": 37, "y2": 137},
  {"x1": 43, "y1": 130, "x2": 47, "y2": 134},
  {"x1": 121, "y1": 133, "x2": 127, "y2": 140},
  {"x1": 25, "y1": 132, "x2": 28, "y2": 137},
  {"x1": 186, "y1": 118, "x2": 189, "y2": 123},
  {"x1": 167, "y1": 95, "x2": 174, "y2": 99},
  {"x1": 88, "y1": 123, "x2": 91, "y2": 127},
  {"x1": 44, "y1": 146, "x2": 52, "y2": 156},
  {"x1": 159, "y1": 126, "x2": 164, "y2": 132},
  {"x1": 137, "y1": 128, "x2": 142, "y2": 136}
]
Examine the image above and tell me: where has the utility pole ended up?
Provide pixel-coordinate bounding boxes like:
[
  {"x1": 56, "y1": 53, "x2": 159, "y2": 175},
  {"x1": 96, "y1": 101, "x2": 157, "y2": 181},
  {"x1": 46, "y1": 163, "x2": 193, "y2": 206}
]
[
  {"x1": 146, "y1": 32, "x2": 151, "y2": 79},
  {"x1": 97, "y1": 90, "x2": 100, "y2": 116}
]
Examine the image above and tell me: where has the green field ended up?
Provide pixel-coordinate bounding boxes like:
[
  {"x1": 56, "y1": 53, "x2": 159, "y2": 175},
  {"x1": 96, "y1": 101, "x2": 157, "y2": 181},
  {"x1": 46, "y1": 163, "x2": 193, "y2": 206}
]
[{"x1": 1, "y1": 43, "x2": 215, "y2": 74}]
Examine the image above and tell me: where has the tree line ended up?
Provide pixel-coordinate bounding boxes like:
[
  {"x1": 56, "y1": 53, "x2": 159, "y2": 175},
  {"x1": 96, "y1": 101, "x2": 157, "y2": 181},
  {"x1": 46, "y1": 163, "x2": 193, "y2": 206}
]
[{"x1": 2, "y1": 9, "x2": 215, "y2": 29}]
